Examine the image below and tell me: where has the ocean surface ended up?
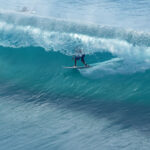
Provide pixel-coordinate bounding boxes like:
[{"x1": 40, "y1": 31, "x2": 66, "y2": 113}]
[{"x1": 0, "y1": 0, "x2": 150, "y2": 149}]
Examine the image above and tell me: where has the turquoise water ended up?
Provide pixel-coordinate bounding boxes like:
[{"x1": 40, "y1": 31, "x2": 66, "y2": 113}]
[{"x1": 0, "y1": 0, "x2": 150, "y2": 149}]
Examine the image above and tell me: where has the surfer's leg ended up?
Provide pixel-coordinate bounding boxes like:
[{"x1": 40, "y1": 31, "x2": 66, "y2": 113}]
[
  {"x1": 75, "y1": 58, "x2": 77, "y2": 66},
  {"x1": 74, "y1": 56, "x2": 80, "y2": 66},
  {"x1": 81, "y1": 55, "x2": 87, "y2": 66}
]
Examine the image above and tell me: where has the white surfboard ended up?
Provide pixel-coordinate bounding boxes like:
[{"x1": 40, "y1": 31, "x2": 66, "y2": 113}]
[
  {"x1": 63, "y1": 58, "x2": 122, "y2": 70},
  {"x1": 63, "y1": 65, "x2": 90, "y2": 69}
]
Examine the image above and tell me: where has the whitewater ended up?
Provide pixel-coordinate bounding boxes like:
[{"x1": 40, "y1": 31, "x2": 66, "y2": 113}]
[{"x1": 0, "y1": 0, "x2": 150, "y2": 150}]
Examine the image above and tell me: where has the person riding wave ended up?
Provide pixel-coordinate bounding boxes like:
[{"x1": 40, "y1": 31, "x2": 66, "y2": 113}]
[{"x1": 72, "y1": 49, "x2": 88, "y2": 67}]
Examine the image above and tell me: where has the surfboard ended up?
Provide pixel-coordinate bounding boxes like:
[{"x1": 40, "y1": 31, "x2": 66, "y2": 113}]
[
  {"x1": 64, "y1": 58, "x2": 122, "y2": 70},
  {"x1": 63, "y1": 65, "x2": 90, "y2": 69}
]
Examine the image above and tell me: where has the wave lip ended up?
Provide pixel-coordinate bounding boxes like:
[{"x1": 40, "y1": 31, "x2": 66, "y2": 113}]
[{"x1": 0, "y1": 10, "x2": 150, "y2": 45}]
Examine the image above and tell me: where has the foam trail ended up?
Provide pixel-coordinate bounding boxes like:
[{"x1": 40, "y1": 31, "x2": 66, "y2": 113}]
[{"x1": 79, "y1": 58, "x2": 150, "y2": 79}]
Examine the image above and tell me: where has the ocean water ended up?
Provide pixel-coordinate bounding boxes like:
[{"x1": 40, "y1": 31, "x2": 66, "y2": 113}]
[{"x1": 0, "y1": 0, "x2": 150, "y2": 150}]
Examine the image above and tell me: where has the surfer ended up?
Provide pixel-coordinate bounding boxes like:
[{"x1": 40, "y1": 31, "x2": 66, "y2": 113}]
[{"x1": 73, "y1": 49, "x2": 88, "y2": 67}]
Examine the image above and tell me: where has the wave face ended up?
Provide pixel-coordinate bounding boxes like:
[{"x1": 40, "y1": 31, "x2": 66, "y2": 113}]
[
  {"x1": 0, "y1": 11, "x2": 150, "y2": 100},
  {"x1": 1, "y1": 10, "x2": 150, "y2": 150}
]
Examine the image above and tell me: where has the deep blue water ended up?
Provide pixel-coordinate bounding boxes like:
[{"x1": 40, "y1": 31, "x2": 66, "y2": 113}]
[{"x1": 0, "y1": 0, "x2": 150, "y2": 150}]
